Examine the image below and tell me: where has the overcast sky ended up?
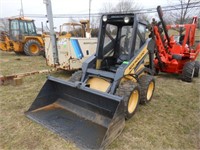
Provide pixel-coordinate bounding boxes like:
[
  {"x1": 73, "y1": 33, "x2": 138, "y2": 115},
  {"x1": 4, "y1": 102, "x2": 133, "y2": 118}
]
[
  {"x1": 0, "y1": 0, "x2": 171, "y2": 17},
  {"x1": 0, "y1": 0, "x2": 172, "y2": 29}
]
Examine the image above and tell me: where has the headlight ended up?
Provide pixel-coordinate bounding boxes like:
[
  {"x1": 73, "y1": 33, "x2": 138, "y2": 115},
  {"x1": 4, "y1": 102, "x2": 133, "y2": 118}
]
[
  {"x1": 124, "y1": 16, "x2": 130, "y2": 23},
  {"x1": 103, "y1": 15, "x2": 107, "y2": 22}
]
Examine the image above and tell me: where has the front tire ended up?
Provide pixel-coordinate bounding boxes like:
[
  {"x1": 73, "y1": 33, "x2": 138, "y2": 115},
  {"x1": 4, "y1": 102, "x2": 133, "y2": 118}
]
[
  {"x1": 68, "y1": 70, "x2": 83, "y2": 82},
  {"x1": 115, "y1": 80, "x2": 140, "y2": 120},
  {"x1": 24, "y1": 39, "x2": 41, "y2": 56},
  {"x1": 181, "y1": 61, "x2": 195, "y2": 82},
  {"x1": 138, "y1": 74, "x2": 155, "y2": 104},
  {"x1": 194, "y1": 61, "x2": 200, "y2": 77}
]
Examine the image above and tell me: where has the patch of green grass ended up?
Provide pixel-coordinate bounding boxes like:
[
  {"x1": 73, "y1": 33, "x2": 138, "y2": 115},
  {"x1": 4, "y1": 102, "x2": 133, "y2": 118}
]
[{"x1": 0, "y1": 51, "x2": 199, "y2": 150}]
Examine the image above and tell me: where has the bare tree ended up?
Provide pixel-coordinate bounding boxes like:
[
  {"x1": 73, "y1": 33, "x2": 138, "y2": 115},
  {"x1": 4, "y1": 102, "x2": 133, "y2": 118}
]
[
  {"x1": 114, "y1": 0, "x2": 134, "y2": 13},
  {"x1": 100, "y1": 0, "x2": 141, "y2": 14},
  {"x1": 178, "y1": 0, "x2": 199, "y2": 24},
  {"x1": 115, "y1": 0, "x2": 145, "y2": 13},
  {"x1": 90, "y1": 17, "x2": 100, "y2": 29},
  {"x1": 0, "y1": 18, "x2": 9, "y2": 32},
  {"x1": 99, "y1": 2, "x2": 115, "y2": 13},
  {"x1": 99, "y1": 0, "x2": 150, "y2": 23},
  {"x1": 167, "y1": 0, "x2": 200, "y2": 34}
]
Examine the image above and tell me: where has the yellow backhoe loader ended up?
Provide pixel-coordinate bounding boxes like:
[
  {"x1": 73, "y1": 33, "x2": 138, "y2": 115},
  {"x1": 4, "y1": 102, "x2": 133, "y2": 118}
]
[
  {"x1": 0, "y1": 17, "x2": 44, "y2": 56},
  {"x1": 25, "y1": 12, "x2": 156, "y2": 149}
]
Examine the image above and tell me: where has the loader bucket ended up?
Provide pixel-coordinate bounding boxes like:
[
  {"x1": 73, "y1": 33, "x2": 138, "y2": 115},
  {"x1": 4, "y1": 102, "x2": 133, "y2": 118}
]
[{"x1": 25, "y1": 76, "x2": 125, "y2": 149}]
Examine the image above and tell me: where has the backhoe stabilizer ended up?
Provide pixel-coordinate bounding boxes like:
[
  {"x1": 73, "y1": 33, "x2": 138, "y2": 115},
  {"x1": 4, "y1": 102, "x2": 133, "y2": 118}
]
[{"x1": 25, "y1": 76, "x2": 125, "y2": 149}]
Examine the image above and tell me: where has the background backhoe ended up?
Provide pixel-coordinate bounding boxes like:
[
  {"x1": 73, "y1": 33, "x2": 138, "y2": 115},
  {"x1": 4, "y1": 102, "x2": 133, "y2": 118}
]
[
  {"x1": 0, "y1": 17, "x2": 44, "y2": 56},
  {"x1": 25, "y1": 2, "x2": 156, "y2": 148}
]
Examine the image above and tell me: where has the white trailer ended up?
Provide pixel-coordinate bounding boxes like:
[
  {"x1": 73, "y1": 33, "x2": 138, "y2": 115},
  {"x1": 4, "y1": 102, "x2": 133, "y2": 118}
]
[{"x1": 43, "y1": 0, "x2": 97, "y2": 70}]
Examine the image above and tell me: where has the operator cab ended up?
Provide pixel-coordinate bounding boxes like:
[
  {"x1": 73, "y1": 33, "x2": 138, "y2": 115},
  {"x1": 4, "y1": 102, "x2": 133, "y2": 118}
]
[
  {"x1": 9, "y1": 18, "x2": 37, "y2": 41},
  {"x1": 96, "y1": 14, "x2": 147, "y2": 72}
]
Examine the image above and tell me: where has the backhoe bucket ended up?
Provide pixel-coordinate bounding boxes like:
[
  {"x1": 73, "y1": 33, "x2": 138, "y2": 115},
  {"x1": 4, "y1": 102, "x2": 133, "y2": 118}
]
[{"x1": 25, "y1": 76, "x2": 125, "y2": 149}]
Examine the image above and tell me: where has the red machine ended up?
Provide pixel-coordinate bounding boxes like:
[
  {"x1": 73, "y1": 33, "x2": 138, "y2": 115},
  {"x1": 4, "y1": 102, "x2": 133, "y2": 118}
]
[{"x1": 151, "y1": 6, "x2": 200, "y2": 82}]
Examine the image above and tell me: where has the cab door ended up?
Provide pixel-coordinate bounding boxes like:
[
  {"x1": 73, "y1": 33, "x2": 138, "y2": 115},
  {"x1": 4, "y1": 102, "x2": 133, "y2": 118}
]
[{"x1": 9, "y1": 20, "x2": 21, "y2": 41}]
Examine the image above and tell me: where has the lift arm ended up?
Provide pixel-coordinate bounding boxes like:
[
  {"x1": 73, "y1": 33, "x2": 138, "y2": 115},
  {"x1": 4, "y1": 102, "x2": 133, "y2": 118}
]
[{"x1": 157, "y1": 6, "x2": 171, "y2": 47}]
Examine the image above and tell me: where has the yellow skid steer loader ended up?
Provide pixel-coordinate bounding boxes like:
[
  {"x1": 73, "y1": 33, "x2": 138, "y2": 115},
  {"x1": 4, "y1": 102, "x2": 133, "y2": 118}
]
[{"x1": 25, "y1": 13, "x2": 156, "y2": 149}]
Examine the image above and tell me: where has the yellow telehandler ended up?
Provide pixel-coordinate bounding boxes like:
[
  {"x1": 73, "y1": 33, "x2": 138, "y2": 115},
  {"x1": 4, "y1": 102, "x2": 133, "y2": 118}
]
[
  {"x1": 0, "y1": 17, "x2": 44, "y2": 56},
  {"x1": 25, "y1": 12, "x2": 156, "y2": 149}
]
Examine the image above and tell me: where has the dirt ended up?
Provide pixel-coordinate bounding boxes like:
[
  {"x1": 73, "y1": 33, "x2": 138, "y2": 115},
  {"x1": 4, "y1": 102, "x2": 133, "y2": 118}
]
[{"x1": 0, "y1": 58, "x2": 9, "y2": 63}]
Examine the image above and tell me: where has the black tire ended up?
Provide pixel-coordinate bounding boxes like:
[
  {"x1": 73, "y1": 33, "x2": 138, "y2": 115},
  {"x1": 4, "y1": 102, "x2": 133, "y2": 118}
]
[
  {"x1": 68, "y1": 70, "x2": 83, "y2": 82},
  {"x1": 138, "y1": 74, "x2": 155, "y2": 104},
  {"x1": 154, "y1": 68, "x2": 159, "y2": 76},
  {"x1": 181, "y1": 61, "x2": 195, "y2": 82},
  {"x1": 115, "y1": 80, "x2": 140, "y2": 120},
  {"x1": 194, "y1": 61, "x2": 200, "y2": 77},
  {"x1": 40, "y1": 50, "x2": 46, "y2": 58},
  {"x1": 24, "y1": 39, "x2": 41, "y2": 56},
  {"x1": 42, "y1": 52, "x2": 46, "y2": 58}
]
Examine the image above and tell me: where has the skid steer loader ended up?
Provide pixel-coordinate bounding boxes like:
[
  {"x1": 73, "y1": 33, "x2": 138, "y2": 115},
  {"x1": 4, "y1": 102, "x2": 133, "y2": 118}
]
[{"x1": 25, "y1": 13, "x2": 156, "y2": 149}]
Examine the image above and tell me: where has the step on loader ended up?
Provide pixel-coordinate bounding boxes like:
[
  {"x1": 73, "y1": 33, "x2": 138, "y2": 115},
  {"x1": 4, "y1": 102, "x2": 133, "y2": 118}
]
[{"x1": 25, "y1": 13, "x2": 156, "y2": 149}]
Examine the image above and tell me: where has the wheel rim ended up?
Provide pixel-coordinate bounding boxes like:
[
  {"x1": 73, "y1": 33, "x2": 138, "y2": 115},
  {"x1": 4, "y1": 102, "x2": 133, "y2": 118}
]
[
  {"x1": 30, "y1": 44, "x2": 39, "y2": 54},
  {"x1": 128, "y1": 90, "x2": 139, "y2": 114},
  {"x1": 147, "y1": 81, "x2": 154, "y2": 101}
]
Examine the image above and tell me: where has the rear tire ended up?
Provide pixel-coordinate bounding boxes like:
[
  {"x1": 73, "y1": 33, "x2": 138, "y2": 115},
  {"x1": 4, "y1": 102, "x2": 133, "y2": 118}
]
[
  {"x1": 154, "y1": 68, "x2": 159, "y2": 76},
  {"x1": 194, "y1": 61, "x2": 200, "y2": 77},
  {"x1": 115, "y1": 80, "x2": 140, "y2": 120},
  {"x1": 68, "y1": 70, "x2": 83, "y2": 82},
  {"x1": 138, "y1": 74, "x2": 155, "y2": 104},
  {"x1": 181, "y1": 61, "x2": 195, "y2": 82},
  {"x1": 24, "y1": 39, "x2": 41, "y2": 56}
]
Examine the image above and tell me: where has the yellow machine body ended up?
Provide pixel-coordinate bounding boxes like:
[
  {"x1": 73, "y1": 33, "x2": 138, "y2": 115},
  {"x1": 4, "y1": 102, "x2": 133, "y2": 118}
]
[{"x1": 0, "y1": 17, "x2": 44, "y2": 55}]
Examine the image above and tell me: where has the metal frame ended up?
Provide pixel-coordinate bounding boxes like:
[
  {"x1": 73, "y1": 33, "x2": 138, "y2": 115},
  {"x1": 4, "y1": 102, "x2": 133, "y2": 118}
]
[
  {"x1": 25, "y1": 12, "x2": 155, "y2": 150},
  {"x1": 152, "y1": 5, "x2": 200, "y2": 74},
  {"x1": 81, "y1": 14, "x2": 154, "y2": 94}
]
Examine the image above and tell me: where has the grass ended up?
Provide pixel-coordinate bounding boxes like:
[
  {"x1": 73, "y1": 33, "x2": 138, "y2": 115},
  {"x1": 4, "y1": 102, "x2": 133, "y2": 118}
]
[
  {"x1": 0, "y1": 52, "x2": 52, "y2": 76},
  {"x1": 110, "y1": 74, "x2": 200, "y2": 149},
  {"x1": 0, "y1": 51, "x2": 199, "y2": 150}
]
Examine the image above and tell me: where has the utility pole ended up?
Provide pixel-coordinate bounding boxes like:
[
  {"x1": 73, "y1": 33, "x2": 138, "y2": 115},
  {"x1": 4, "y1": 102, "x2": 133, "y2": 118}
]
[
  {"x1": 87, "y1": 0, "x2": 92, "y2": 38},
  {"x1": 89, "y1": 0, "x2": 92, "y2": 24},
  {"x1": 20, "y1": 0, "x2": 24, "y2": 17},
  {"x1": 43, "y1": 0, "x2": 58, "y2": 64}
]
